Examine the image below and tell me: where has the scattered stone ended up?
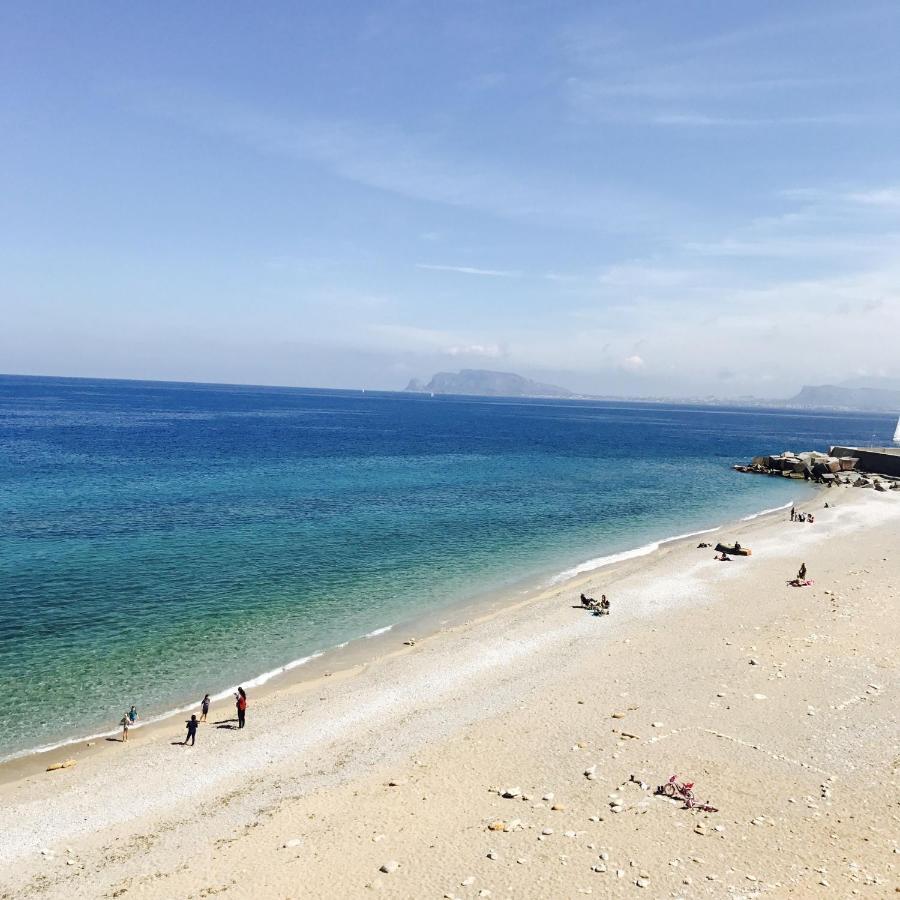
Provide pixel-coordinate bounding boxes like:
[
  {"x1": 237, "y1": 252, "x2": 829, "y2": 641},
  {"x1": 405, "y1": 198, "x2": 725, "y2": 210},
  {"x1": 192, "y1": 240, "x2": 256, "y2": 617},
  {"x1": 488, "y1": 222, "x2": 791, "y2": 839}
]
[
  {"x1": 564, "y1": 831, "x2": 577, "y2": 838},
  {"x1": 478, "y1": 891, "x2": 491, "y2": 898},
  {"x1": 402, "y1": 639, "x2": 416, "y2": 646},
  {"x1": 753, "y1": 693, "x2": 767, "y2": 700},
  {"x1": 487, "y1": 850, "x2": 497, "y2": 860},
  {"x1": 611, "y1": 712, "x2": 625, "y2": 719},
  {"x1": 460, "y1": 876, "x2": 475, "y2": 886},
  {"x1": 501, "y1": 787, "x2": 521, "y2": 799},
  {"x1": 542, "y1": 793, "x2": 554, "y2": 801},
  {"x1": 636, "y1": 878, "x2": 649, "y2": 888},
  {"x1": 551, "y1": 804, "x2": 565, "y2": 812},
  {"x1": 46, "y1": 759, "x2": 77, "y2": 772},
  {"x1": 749, "y1": 658, "x2": 759, "y2": 666},
  {"x1": 516, "y1": 858, "x2": 528, "y2": 865},
  {"x1": 591, "y1": 864, "x2": 606, "y2": 873},
  {"x1": 282, "y1": 838, "x2": 302, "y2": 849},
  {"x1": 372, "y1": 834, "x2": 385, "y2": 842},
  {"x1": 542, "y1": 828, "x2": 554, "y2": 836},
  {"x1": 599, "y1": 852, "x2": 609, "y2": 861},
  {"x1": 488, "y1": 821, "x2": 505, "y2": 832},
  {"x1": 584, "y1": 765, "x2": 597, "y2": 777},
  {"x1": 651, "y1": 721, "x2": 664, "y2": 728},
  {"x1": 387, "y1": 779, "x2": 406, "y2": 787},
  {"x1": 610, "y1": 804, "x2": 624, "y2": 813},
  {"x1": 379, "y1": 861, "x2": 400, "y2": 874}
]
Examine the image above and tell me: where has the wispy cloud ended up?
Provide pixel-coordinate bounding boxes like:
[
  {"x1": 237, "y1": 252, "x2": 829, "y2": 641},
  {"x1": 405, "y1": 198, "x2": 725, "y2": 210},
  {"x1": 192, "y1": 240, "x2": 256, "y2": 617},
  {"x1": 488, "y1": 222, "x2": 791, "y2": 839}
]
[
  {"x1": 125, "y1": 86, "x2": 668, "y2": 231},
  {"x1": 416, "y1": 263, "x2": 521, "y2": 277}
]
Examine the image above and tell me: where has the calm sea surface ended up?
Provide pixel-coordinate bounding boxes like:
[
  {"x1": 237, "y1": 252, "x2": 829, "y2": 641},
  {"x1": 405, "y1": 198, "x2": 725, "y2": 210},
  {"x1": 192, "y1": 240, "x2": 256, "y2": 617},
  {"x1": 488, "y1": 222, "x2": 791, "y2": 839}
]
[{"x1": 0, "y1": 375, "x2": 892, "y2": 760}]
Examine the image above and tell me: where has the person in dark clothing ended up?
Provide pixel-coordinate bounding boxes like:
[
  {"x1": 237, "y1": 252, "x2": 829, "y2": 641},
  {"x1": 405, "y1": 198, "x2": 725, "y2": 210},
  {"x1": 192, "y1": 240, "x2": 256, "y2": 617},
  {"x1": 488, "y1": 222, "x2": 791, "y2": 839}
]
[
  {"x1": 798, "y1": 562, "x2": 807, "y2": 580},
  {"x1": 200, "y1": 693, "x2": 211, "y2": 722},
  {"x1": 185, "y1": 714, "x2": 199, "y2": 746},
  {"x1": 236, "y1": 687, "x2": 247, "y2": 729}
]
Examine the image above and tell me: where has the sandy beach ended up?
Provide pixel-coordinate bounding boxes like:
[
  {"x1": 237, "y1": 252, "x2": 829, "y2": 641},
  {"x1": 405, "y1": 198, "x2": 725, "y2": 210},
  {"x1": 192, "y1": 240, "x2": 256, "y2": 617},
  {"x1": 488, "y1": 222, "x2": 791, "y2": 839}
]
[{"x1": 2, "y1": 487, "x2": 898, "y2": 899}]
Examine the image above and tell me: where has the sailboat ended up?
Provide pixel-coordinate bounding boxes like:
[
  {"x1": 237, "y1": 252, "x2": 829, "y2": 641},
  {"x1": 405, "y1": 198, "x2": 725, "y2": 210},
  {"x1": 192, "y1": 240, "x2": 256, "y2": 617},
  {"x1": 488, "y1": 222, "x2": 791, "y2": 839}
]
[{"x1": 894, "y1": 414, "x2": 900, "y2": 444}]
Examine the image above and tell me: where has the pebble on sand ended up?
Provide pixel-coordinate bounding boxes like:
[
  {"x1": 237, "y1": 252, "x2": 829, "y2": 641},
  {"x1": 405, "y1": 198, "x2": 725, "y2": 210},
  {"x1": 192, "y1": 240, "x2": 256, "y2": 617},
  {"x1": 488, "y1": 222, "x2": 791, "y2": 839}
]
[{"x1": 379, "y1": 861, "x2": 400, "y2": 874}]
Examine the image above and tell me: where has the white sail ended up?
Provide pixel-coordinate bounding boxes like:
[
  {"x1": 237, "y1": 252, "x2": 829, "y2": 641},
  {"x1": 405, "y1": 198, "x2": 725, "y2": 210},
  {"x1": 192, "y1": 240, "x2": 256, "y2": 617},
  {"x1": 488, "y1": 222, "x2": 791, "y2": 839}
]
[{"x1": 894, "y1": 415, "x2": 900, "y2": 443}]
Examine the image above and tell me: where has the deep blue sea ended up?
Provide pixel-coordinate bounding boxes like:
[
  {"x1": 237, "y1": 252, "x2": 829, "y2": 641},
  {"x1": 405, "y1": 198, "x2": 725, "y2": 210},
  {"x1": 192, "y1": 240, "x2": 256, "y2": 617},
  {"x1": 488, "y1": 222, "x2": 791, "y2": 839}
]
[{"x1": 0, "y1": 375, "x2": 894, "y2": 760}]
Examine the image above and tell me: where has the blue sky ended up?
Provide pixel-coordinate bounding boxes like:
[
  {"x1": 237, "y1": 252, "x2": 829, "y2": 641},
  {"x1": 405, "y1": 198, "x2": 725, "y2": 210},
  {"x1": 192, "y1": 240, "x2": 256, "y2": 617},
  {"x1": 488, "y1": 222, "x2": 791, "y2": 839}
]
[{"x1": 3, "y1": 1, "x2": 900, "y2": 397}]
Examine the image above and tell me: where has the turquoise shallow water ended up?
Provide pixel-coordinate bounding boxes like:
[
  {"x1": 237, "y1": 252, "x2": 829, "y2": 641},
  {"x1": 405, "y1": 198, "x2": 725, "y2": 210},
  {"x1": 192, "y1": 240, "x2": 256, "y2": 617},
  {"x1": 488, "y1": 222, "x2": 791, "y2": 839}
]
[{"x1": 0, "y1": 375, "x2": 892, "y2": 760}]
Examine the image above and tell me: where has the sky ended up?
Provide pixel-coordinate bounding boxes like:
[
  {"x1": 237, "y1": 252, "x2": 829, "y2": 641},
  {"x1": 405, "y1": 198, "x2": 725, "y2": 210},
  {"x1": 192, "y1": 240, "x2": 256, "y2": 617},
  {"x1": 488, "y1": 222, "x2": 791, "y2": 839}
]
[{"x1": 3, "y1": 1, "x2": 900, "y2": 398}]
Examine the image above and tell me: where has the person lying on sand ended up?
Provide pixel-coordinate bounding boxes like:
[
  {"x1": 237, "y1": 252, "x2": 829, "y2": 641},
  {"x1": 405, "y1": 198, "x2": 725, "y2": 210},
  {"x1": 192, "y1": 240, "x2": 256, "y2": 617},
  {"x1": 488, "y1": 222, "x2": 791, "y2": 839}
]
[{"x1": 716, "y1": 552, "x2": 731, "y2": 561}]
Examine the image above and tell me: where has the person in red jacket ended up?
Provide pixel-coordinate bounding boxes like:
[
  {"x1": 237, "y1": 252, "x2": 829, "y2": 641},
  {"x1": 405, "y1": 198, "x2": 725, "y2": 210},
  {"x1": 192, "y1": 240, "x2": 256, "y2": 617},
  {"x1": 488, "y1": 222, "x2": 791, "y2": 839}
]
[{"x1": 236, "y1": 687, "x2": 247, "y2": 729}]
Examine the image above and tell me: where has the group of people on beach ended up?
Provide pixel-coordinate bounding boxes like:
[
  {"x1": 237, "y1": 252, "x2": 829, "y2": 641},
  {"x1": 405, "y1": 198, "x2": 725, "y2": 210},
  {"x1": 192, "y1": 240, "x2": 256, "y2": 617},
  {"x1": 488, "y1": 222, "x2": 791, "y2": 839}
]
[
  {"x1": 119, "y1": 687, "x2": 248, "y2": 747},
  {"x1": 790, "y1": 507, "x2": 814, "y2": 524},
  {"x1": 579, "y1": 593, "x2": 611, "y2": 616}
]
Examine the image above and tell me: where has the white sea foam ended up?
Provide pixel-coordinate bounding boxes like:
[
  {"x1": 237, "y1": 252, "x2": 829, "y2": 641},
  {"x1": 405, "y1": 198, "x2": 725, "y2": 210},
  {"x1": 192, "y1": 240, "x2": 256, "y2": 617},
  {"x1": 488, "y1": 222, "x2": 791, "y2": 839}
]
[
  {"x1": 740, "y1": 499, "x2": 793, "y2": 521},
  {"x1": 364, "y1": 625, "x2": 393, "y2": 638},
  {"x1": 549, "y1": 526, "x2": 719, "y2": 585}
]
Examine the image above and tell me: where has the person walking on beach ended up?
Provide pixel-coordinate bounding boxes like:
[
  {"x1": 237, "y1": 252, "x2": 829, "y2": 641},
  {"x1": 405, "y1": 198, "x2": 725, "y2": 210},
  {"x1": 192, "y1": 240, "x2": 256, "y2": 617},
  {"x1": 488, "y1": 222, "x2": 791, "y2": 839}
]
[
  {"x1": 120, "y1": 712, "x2": 131, "y2": 742},
  {"x1": 128, "y1": 705, "x2": 138, "y2": 726},
  {"x1": 200, "y1": 693, "x2": 211, "y2": 722},
  {"x1": 236, "y1": 687, "x2": 247, "y2": 729},
  {"x1": 184, "y1": 714, "x2": 199, "y2": 746}
]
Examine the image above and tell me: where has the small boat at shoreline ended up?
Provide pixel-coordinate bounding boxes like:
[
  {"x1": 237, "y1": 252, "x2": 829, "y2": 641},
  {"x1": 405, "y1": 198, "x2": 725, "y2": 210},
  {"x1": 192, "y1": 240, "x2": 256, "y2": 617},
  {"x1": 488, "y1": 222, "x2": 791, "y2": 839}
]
[{"x1": 715, "y1": 542, "x2": 752, "y2": 557}]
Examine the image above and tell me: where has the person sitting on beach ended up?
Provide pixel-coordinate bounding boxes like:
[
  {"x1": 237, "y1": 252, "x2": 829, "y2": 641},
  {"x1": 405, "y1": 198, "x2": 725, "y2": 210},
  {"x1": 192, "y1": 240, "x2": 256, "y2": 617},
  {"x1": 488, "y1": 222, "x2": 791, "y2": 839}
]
[
  {"x1": 579, "y1": 593, "x2": 595, "y2": 609},
  {"x1": 593, "y1": 595, "x2": 610, "y2": 616},
  {"x1": 120, "y1": 712, "x2": 131, "y2": 742},
  {"x1": 734, "y1": 542, "x2": 742, "y2": 552},
  {"x1": 200, "y1": 693, "x2": 211, "y2": 722},
  {"x1": 807, "y1": 514, "x2": 815, "y2": 524},
  {"x1": 184, "y1": 714, "x2": 199, "y2": 746},
  {"x1": 716, "y1": 552, "x2": 731, "y2": 561}
]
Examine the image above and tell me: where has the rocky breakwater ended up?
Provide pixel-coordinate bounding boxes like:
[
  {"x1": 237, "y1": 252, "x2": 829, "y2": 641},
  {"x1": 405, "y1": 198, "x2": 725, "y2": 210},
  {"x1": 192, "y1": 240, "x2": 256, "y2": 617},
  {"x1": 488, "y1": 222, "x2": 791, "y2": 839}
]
[{"x1": 734, "y1": 450, "x2": 900, "y2": 491}]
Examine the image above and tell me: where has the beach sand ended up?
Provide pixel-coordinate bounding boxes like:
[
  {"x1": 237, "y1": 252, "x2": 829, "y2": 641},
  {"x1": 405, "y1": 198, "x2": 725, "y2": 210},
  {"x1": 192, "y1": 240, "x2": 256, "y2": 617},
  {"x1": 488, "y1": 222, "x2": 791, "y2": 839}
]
[{"x1": 2, "y1": 488, "x2": 898, "y2": 899}]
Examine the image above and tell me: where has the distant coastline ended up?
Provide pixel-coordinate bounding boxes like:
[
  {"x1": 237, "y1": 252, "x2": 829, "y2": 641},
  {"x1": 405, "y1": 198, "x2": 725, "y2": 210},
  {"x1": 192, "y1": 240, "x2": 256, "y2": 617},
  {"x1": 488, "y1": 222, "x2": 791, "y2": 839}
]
[{"x1": 2, "y1": 370, "x2": 899, "y2": 414}]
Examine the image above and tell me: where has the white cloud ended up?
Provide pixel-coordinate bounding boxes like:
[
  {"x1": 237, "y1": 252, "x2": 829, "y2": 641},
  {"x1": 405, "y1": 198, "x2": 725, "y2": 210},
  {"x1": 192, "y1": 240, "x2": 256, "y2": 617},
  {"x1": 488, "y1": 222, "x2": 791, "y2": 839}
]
[
  {"x1": 621, "y1": 354, "x2": 645, "y2": 371},
  {"x1": 416, "y1": 263, "x2": 521, "y2": 277},
  {"x1": 444, "y1": 343, "x2": 505, "y2": 358}
]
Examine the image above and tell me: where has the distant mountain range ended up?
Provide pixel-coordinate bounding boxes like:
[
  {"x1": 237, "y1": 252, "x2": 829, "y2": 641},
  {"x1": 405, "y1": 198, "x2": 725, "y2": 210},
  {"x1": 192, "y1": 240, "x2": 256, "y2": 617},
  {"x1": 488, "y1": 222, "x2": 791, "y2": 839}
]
[
  {"x1": 786, "y1": 384, "x2": 900, "y2": 412},
  {"x1": 405, "y1": 369, "x2": 574, "y2": 399},
  {"x1": 402, "y1": 369, "x2": 900, "y2": 411}
]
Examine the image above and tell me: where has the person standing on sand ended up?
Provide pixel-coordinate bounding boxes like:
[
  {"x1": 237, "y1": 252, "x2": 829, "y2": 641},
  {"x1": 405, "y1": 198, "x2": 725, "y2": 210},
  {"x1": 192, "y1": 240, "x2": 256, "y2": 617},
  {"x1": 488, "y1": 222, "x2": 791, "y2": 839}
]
[
  {"x1": 120, "y1": 712, "x2": 131, "y2": 742},
  {"x1": 798, "y1": 562, "x2": 807, "y2": 580},
  {"x1": 184, "y1": 714, "x2": 199, "y2": 746},
  {"x1": 128, "y1": 705, "x2": 138, "y2": 726},
  {"x1": 200, "y1": 693, "x2": 211, "y2": 722},
  {"x1": 790, "y1": 506, "x2": 796, "y2": 521},
  {"x1": 236, "y1": 687, "x2": 247, "y2": 729}
]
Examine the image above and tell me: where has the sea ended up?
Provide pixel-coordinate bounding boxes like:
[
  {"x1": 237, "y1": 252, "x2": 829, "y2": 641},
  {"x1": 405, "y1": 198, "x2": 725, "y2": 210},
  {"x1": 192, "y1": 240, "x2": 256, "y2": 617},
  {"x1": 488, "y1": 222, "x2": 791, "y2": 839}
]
[{"x1": 0, "y1": 374, "x2": 893, "y2": 762}]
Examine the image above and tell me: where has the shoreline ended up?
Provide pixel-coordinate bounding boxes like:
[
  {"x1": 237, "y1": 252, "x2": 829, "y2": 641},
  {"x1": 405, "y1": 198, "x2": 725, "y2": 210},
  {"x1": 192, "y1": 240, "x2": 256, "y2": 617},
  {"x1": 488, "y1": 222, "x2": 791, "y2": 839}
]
[{"x1": 0, "y1": 492, "x2": 809, "y2": 785}]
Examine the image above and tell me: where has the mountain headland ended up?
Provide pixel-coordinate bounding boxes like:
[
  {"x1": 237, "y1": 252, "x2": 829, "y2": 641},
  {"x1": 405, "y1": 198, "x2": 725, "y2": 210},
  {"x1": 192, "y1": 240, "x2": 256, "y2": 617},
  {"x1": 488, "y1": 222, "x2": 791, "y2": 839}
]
[{"x1": 405, "y1": 369, "x2": 575, "y2": 399}]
